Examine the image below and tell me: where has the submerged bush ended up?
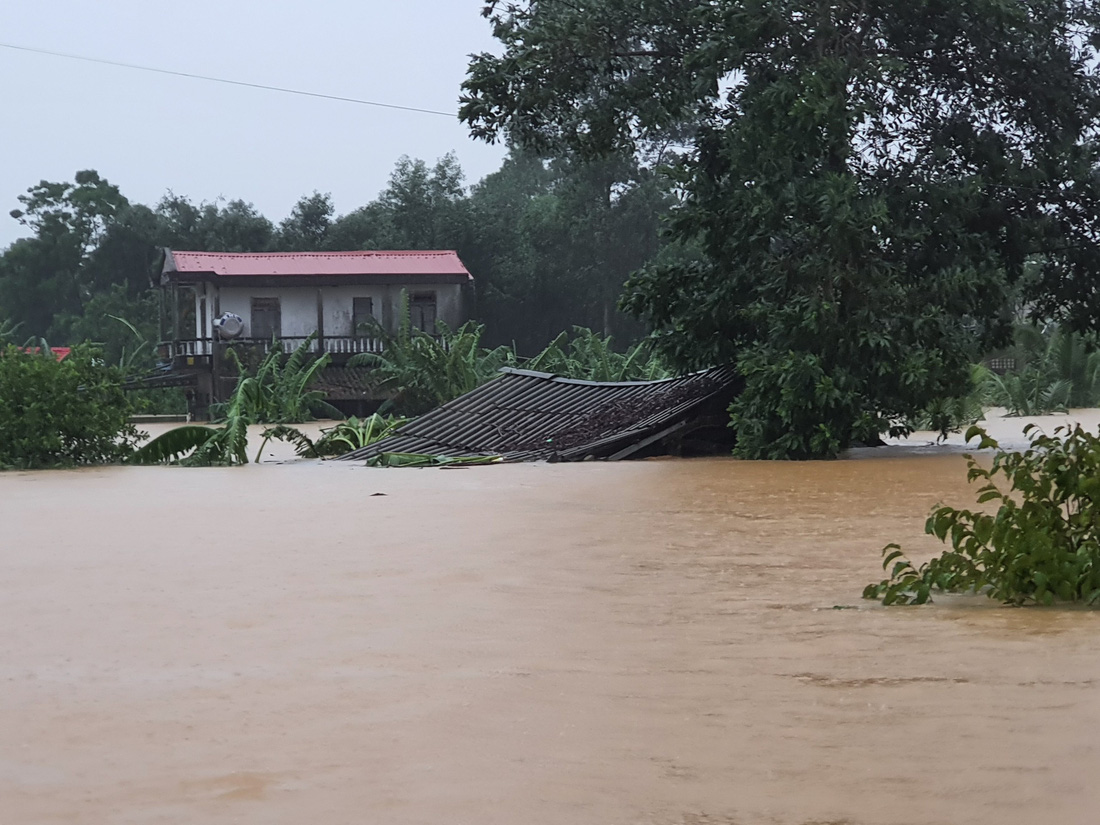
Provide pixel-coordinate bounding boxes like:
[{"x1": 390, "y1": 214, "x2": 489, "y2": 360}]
[
  {"x1": 866, "y1": 425, "x2": 1100, "y2": 606},
  {"x1": 0, "y1": 344, "x2": 140, "y2": 469},
  {"x1": 309, "y1": 414, "x2": 406, "y2": 457},
  {"x1": 524, "y1": 327, "x2": 669, "y2": 382}
]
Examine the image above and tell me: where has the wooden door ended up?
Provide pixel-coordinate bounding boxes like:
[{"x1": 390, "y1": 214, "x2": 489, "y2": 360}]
[{"x1": 251, "y1": 297, "x2": 281, "y2": 341}]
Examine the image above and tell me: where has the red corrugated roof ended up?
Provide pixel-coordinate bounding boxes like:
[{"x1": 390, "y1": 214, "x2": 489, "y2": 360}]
[
  {"x1": 19, "y1": 347, "x2": 71, "y2": 361},
  {"x1": 166, "y1": 250, "x2": 472, "y2": 278}
]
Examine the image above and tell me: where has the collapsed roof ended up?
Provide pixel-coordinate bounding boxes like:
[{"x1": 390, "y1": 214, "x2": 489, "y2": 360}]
[{"x1": 337, "y1": 366, "x2": 740, "y2": 463}]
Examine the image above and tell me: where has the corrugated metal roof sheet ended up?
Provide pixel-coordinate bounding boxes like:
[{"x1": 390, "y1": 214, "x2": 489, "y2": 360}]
[
  {"x1": 337, "y1": 366, "x2": 740, "y2": 463},
  {"x1": 308, "y1": 366, "x2": 375, "y2": 401},
  {"x1": 164, "y1": 250, "x2": 472, "y2": 279}
]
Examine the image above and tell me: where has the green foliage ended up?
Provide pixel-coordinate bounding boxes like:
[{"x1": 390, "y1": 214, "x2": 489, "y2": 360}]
[
  {"x1": 525, "y1": 327, "x2": 668, "y2": 381},
  {"x1": 350, "y1": 304, "x2": 517, "y2": 416},
  {"x1": 986, "y1": 371, "x2": 1072, "y2": 418},
  {"x1": 1, "y1": 171, "x2": 133, "y2": 338},
  {"x1": 129, "y1": 425, "x2": 222, "y2": 466},
  {"x1": 984, "y1": 324, "x2": 1100, "y2": 415},
  {"x1": 464, "y1": 149, "x2": 669, "y2": 350},
  {"x1": 276, "y1": 192, "x2": 335, "y2": 251},
  {"x1": 0, "y1": 344, "x2": 140, "y2": 469},
  {"x1": 254, "y1": 424, "x2": 322, "y2": 463},
  {"x1": 0, "y1": 317, "x2": 20, "y2": 344},
  {"x1": 865, "y1": 425, "x2": 1100, "y2": 606},
  {"x1": 311, "y1": 414, "x2": 407, "y2": 457},
  {"x1": 62, "y1": 291, "x2": 158, "y2": 374},
  {"x1": 351, "y1": 310, "x2": 669, "y2": 418},
  {"x1": 221, "y1": 333, "x2": 338, "y2": 424},
  {"x1": 908, "y1": 364, "x2": 991, "y2": 436},
  {"x1": 133, "y1": 337, "x2": 336, "y2": 467},
  {"x1": 132, "y1": 370, "x2": 254, "y2": 467},
  {"x1": 253, "y1": 414, "x2": 409, "y2": 462},
  {"x1": 153, "y1": 194, "x2": 275, "y2": 253},
  {"x1": 463, "y1": 1, "x2": 1100, "y2": 458},
  {"x1": 10, "y1": 170, "x2": 128, "y2": 256},
  {"x1": 1, "y1": 151, "x2": 672, "y2": 384}
]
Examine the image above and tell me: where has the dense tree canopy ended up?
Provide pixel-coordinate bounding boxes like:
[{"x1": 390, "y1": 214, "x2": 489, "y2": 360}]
[
  {"x1": 461, "y1": 0, "x2": 1100, "y2": 457},
  {"x1": 0, "y1": 151, "x2": 676, "y2": 361}
]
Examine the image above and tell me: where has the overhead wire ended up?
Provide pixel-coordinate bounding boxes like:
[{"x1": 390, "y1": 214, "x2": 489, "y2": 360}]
[{"x1": 0, "y1": 41, "x2": 457, "y2": 118}]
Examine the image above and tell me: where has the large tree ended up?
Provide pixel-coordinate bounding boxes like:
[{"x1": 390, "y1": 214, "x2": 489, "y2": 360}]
[
  {"x1": 461, "y1": 0, "x2": 1100, "y2": 458},
  {"x1": 465, "y1": 148, "x2": 672, "y2": 350},
  {"x1": 277, "y1": 192, "x2": 335, "y2": 252},
  {"x1": 1, "y1": 171, "x2": 130, "y2": 339}
]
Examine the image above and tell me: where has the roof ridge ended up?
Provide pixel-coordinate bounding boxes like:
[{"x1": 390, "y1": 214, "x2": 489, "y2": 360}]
[{"x1": 170, "y1": 249, "x2": 457, "y2": 257}]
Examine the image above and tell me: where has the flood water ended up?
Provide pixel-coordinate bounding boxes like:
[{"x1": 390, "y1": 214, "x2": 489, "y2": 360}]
[{"x1": 2, "y1": 413, "x2": 1099, "y2": 824}]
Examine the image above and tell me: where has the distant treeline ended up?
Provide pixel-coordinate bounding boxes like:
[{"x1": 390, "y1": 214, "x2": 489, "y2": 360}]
[{"x1": 0, "y1": 149, "x2": 682, "y2": 363}]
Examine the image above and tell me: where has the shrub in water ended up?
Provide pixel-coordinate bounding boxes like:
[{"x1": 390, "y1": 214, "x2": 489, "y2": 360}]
[
  {"x1": 865, "y1": 424, "x2": 1100, "y2": 606},
  {"x1": 0, "y1": 344, "x2": 140, "y2": 469}
]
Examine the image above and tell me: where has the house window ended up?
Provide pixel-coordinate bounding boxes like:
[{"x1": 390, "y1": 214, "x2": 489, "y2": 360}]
[
  {"x1": 410, "y1": 293, "x2": 437, "y2": 334},
  {"x1": 251, "y1": 297, "x2": 281, "y2": 341},
  {"x1": 352, "y1": 297, "x2": 374, "y2": 335}
]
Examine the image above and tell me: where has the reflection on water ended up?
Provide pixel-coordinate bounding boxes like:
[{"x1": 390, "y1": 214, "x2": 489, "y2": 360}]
[{"x1": 1, "y1": 411, "x2": 1098, "y2": 824}]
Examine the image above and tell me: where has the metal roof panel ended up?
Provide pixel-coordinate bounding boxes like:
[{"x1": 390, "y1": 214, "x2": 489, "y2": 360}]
[{"x1": 165, "y1": 249, "x2": 472, "y2": 279}]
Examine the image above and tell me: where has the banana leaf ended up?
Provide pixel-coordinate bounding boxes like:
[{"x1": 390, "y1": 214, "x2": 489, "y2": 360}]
[{"x1": 130, "y1": 425, "x2": 218, "y2": 465}]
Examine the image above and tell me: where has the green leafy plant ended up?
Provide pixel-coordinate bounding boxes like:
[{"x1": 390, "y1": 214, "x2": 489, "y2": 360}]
[
  {"x1": 983, "y1": 324, "x2": 1100, "y2": 416},
  {"x1": 907, "y1": 364, "x2": 991, "y2": 435},
  {"x1": 350, "y1": 297, "x2": 517, "y2": 416},
  {"x1": 252, "y1": 415, "x2": 406, "y2": 464},
  {"x1": 525, "y1": 326, "x2": 668, "y2": 381},
  {"x1": 462, "y1": 2, "x2": 1100, "y2": 459},
  {"x1": 128, "y1": 425, "x2": 220, "y2": 465},
  {"x1": 0, "y1": 343, "x2": 141, "y2": 469},
  {"x1": 107, "y1": 313, "x2": 151, "y2": 377},
  {"x1": 310, "y1": 414, "x2": 406, "y2": 457},
  {"x1": 133, "y1": 336, "x2": 344, "y2": 467},
  {"x1": 254, "y1": 424, "x2": 322, "y2": 463},
  {"x1": 0, "y1": 318, "x2": 22, "y2": 345},
  {"x1": 865, "y1": 424, "x2": 1100, "y2": 606},
  {"x1": 218, "y1": 332, "x2": 341, "y2": 424},
  {"x1": 985, "y1": 371, "x2": 1072, "y2": 417},
  {"x1": 131, "y1": 369, "x2": 255, "y2": 466}
]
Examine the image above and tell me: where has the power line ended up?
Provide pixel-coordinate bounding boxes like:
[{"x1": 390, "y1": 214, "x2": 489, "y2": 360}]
[{"x1": 0, "y1": 41, "x2": 457, "y2": 119}]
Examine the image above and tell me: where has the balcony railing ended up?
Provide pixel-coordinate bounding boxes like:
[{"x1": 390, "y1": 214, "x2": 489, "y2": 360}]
[{"x1": 162, "y1": 336, "x2": 386, "y2": 360}]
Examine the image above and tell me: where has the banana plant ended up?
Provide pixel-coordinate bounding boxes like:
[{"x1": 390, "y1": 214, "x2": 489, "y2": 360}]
[
  {"x1": 131, "y1": 369, "x2": 256, "y2": 466},
  {"x1": 225, "y1": 332, "x2": 341, "y2": 423},
  {"x1": 350, "y1": 297, "x2": 518, "y2": 415},
  {"x1": 312, "y1": 414, "x2": 407, "y2": 456},
  {"x1": 525, "y1": 327, "x2": 668, "y2": 381}
]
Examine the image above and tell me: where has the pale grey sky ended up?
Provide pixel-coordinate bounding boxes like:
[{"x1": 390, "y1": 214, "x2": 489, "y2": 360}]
[{"x1": 0, "y1": 0, "x2": 508, "y2": 247}]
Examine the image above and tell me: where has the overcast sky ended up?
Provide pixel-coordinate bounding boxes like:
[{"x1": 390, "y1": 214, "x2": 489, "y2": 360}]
[{"x1": 0, "y1": 0, "x2": 508, "y2": 248}]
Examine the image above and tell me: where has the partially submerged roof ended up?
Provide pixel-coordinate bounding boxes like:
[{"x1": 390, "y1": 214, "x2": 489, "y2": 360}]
[
  {"x1": 337, "y1": 366, "x2": 740, "y2": 463},
  {"x1": 18, "y1": 347, "x2": 70, "y2": 361},
  {"x1": 162, "y1": 250, "x2": 472, "y2": 283},
  {"x1": 308, "y1": 366, "x2": 375, "y2": 401}
]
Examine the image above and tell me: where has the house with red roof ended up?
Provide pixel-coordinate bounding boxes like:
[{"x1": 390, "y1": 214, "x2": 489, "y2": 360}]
[{"x1": 158, "y1": 249, "x2": 474, "y2": 416}]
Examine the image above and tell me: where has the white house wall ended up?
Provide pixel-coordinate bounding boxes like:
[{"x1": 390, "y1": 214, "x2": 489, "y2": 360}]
[
  {"x1": 192, "y1": 282, "x2": 216, "y2": 339},
  {"x1": 201, "y1": 283, "x2": 465, "y2": 339},
  {"x1": 321, "y1": 285, "x2": 384, "y2": 335},
  {"x1": 219, "y1": 287, "x2": 319, "y2": 338},
  {"x1": 377, "y1": 284, "x2": 464, "y2": 333}
]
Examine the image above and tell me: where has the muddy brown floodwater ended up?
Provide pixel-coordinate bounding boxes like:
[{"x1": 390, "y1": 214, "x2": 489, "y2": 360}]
[{"x1": 2, "y1": 416, "x2": 1099, "y2": 824}]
